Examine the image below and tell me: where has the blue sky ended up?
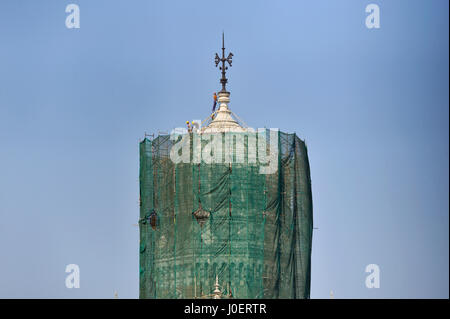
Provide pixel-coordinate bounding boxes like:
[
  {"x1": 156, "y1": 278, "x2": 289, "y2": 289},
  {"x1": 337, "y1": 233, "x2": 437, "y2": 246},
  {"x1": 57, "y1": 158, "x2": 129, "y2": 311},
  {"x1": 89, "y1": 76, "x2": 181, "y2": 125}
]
[{"x1": 0, "y1": 0, "x2": 448, "y2": 298}]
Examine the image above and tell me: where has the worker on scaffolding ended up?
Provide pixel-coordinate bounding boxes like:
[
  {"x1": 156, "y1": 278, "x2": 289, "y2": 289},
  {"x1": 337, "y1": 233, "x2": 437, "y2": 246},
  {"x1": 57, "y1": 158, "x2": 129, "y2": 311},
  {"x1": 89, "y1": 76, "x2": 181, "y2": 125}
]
[
  {"x1": 212, "y1": 92, "x2": 217, "y2": 112},
  {"x1": 186, "y1": 121, "x2": 192, "y2": 133},
  {"x1": 211, "y1": 92, "x2": 218, "y2": 120}
]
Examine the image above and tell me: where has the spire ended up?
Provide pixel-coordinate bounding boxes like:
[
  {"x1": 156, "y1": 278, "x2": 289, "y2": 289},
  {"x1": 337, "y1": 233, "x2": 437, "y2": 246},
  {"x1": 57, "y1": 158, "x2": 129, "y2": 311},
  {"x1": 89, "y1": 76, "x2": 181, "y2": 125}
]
[
  {"x1": 213, "y1": 275, "x2": 222, "y2": 299},
  {"x1": 214, "y1": 32, "x2": 233, "y2": 93},
  {"x1": 203, "y1": 34, "x2": 246, "y2": 133}
]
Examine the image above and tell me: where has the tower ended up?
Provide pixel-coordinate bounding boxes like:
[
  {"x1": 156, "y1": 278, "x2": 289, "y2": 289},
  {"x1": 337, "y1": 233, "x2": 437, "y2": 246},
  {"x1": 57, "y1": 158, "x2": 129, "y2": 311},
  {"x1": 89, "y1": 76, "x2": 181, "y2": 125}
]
[{"x1": 139, "y1": 35, "x2": 313, "y2": 299}]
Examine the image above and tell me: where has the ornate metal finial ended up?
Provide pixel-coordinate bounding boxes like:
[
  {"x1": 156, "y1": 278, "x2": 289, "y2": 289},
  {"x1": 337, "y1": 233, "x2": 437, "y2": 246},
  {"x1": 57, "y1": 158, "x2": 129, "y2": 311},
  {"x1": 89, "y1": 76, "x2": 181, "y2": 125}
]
[{"x1": 214, "y1": 32, "x2": 233, "y2": 93}]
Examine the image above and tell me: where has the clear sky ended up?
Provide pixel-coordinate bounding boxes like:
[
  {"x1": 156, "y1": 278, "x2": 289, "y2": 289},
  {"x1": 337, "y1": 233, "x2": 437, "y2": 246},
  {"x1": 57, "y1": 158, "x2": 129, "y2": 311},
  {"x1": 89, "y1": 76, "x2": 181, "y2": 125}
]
[{"x1": 0, "y1": 0, "x2": 448, "y2": 298}]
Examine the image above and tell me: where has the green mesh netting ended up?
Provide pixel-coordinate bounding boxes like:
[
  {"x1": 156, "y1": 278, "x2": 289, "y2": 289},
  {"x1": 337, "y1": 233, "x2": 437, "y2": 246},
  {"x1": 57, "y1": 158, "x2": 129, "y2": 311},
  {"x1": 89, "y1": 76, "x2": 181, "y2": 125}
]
[{"x1": 139, "y1": 130, "x2": 313, "y2": 299}]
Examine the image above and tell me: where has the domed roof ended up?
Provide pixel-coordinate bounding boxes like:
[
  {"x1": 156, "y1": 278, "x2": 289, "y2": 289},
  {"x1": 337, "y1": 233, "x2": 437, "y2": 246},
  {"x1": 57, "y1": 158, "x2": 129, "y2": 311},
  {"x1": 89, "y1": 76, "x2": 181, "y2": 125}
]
[{"x1": 201, "y1": 92, "x2": 247, "y2": 133}]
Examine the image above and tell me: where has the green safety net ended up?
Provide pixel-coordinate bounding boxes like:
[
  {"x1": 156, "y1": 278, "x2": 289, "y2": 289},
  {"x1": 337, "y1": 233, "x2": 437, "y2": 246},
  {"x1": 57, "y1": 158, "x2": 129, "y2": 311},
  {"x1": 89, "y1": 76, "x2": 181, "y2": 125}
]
[{"x1": 139, "y1": 130, "x2": 313, "y2": 299}]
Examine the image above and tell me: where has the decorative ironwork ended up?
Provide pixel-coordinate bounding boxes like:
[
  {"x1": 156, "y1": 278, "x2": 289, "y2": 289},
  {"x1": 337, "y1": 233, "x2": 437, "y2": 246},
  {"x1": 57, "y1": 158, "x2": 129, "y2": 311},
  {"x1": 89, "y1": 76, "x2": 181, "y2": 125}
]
[
  {"x1": 193, "y1": 204, "x2": 210, "y2": 227},
  {"x1": 215, "y1": 32, "x2": 234, "y2": 93}
]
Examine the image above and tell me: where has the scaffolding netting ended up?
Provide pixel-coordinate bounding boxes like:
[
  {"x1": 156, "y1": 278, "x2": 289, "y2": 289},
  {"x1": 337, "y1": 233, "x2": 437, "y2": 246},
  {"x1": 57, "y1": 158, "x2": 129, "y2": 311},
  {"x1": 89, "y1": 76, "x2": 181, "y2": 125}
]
[{"x1": 139, "y1": 130, "x2": 313, "y2": 298}]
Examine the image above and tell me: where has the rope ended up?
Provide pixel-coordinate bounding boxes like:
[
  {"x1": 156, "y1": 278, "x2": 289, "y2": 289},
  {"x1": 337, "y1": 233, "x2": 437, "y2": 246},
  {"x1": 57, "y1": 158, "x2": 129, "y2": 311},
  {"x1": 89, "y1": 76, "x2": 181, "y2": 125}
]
[{"x1": 230, "y1": 110, "x2": 248, "y2": 128}]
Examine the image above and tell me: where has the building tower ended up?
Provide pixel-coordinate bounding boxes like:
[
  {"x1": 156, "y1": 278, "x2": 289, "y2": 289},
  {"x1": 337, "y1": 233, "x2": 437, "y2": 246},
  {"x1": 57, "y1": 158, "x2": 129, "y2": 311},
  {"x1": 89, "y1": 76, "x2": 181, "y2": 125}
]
[{"x1": 139, "y1": 35, "x2": 313, "y2": 298}]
